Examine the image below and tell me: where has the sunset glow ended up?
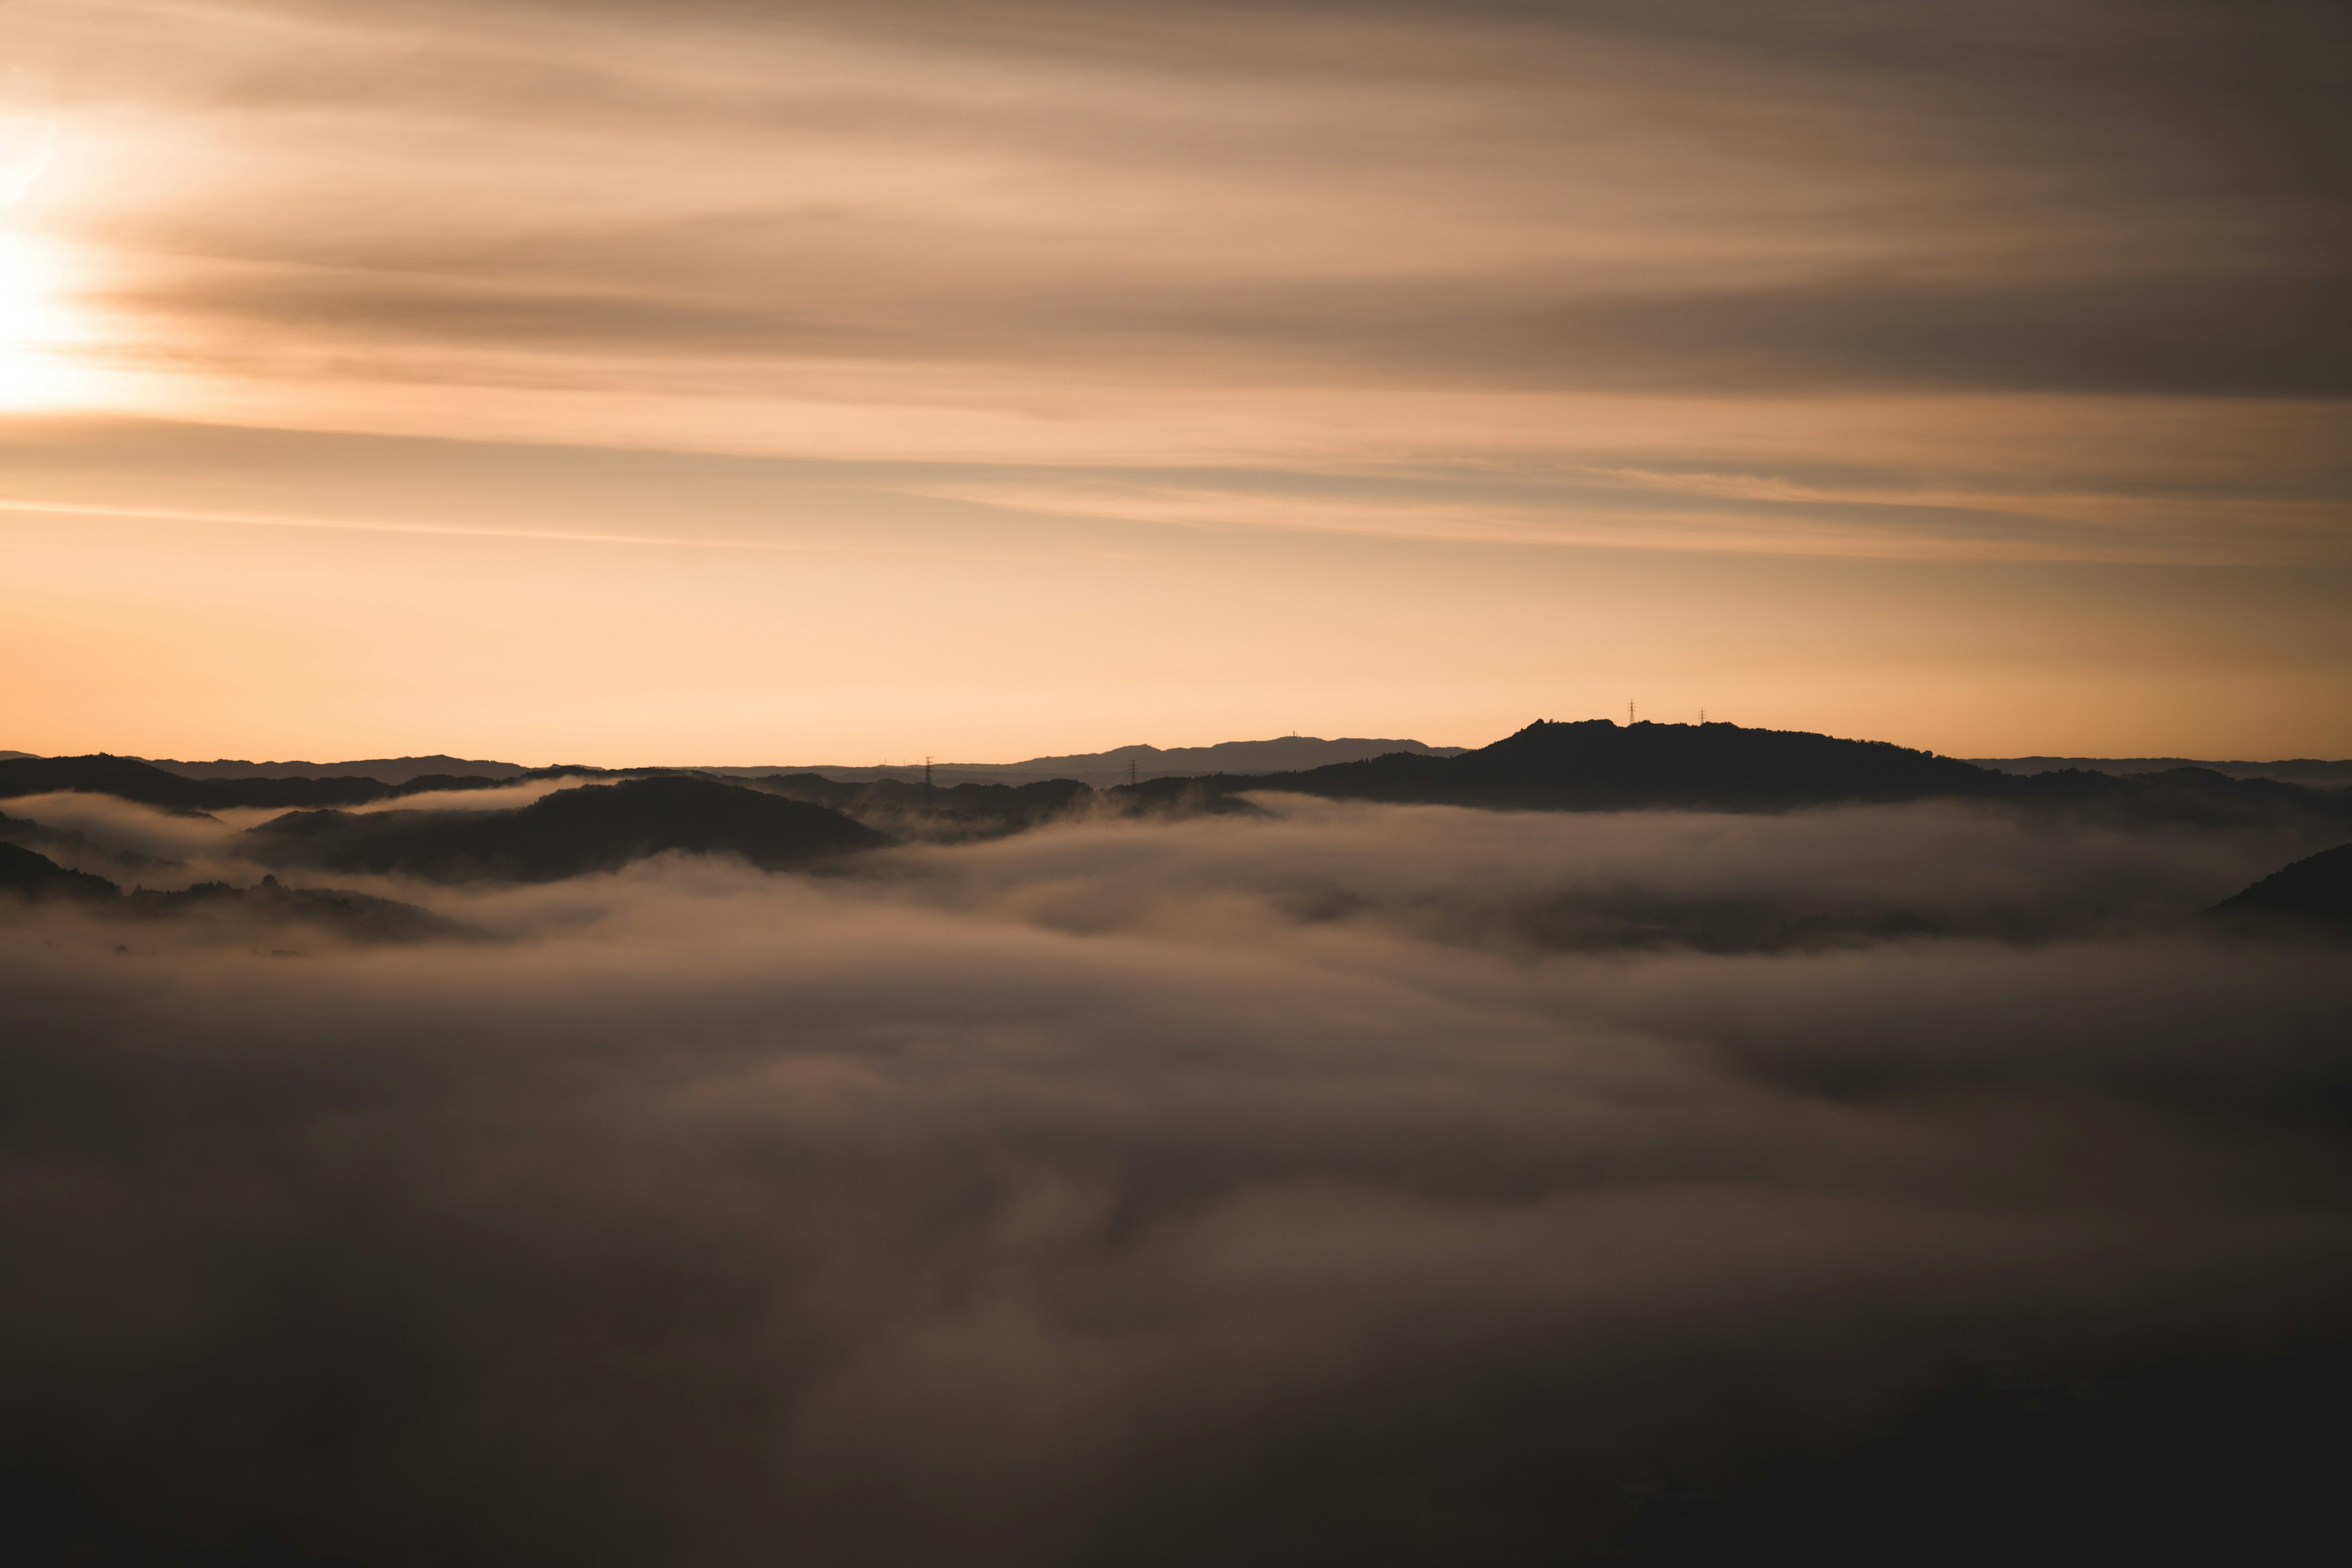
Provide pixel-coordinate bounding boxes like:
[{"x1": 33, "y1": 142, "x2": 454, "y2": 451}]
[
  {"x1": 0, "y1": 231, "x2": 78, "y2": 407},
  {"x1": 4, "y1": 7, "x2": 2350, "y2": 1562},
  {"x1": 0, "y1": 0, "x2": 2343, "y2": 760}
]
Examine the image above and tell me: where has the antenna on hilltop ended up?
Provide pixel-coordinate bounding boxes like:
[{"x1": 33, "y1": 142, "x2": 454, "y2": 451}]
[
  {"x1": 924, "y1": 755, "x2": 933, "y2": 794},
  {"x1": 1627, "y1": 700, "x2": 1635, "y2": 726},
  {"x1": 1129, "y1": 758, "x2": 1137, "y2": 788}
]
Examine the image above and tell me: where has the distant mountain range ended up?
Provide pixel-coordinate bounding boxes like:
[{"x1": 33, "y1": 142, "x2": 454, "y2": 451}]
[
  {"x1": 9, "y1": 726, "x2": 2350, "y2": 830},
  {"x1": 9, "y1": 728, "x2": 2343, "y2": 935},
  {"x1": 51, "y1": 737, "x2": 1458, "y2": 788},
  {"x1": 1121, "y1": 721, "x2": 2352, "y2": 826},
  {"x1": 1970, "y1": 756, "x2": 2352, "y2": 786},
  {"x1": 143, "y1": 753, "x2": 529, "y2": 785},
  {"x1": 0, "y1": 755, "x2": 515, "y2": 811},
  {"x1": 704, "y1": 736, "x2": 1469, "y2": 787},
  {"x1": 12, "y1": 736, "x2": 2342, "y2": 789}
]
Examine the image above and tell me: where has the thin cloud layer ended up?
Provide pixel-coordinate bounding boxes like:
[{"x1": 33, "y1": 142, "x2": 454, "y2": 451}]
[
  {"x1": 4, "y1": 2, "x2": 2348, "y2": 770},
  {"x1": 4, "y1": 0, "x2": 2346, "y2": 564},
  {"x1": 4, "y1": 799, "x2": 2349, "y2": 1561}
]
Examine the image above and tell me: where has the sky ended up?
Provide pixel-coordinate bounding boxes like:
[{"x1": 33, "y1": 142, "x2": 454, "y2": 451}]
[{"x1": 0, "y1": 0, "x2": 2346, "y2": 763}]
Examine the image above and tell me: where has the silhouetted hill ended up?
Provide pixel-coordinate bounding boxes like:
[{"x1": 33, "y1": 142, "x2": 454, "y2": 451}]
[
  {"x1": 120, "y1": 876, "x2": 472, "y2": 944},
  {"x1": 0, "y1": 755, "x2": 511, "y2": 811},
  {"x1": 758, "y1": 774, "x2": 1092, "y2": 840},
  {"x1": 248, "y1": 776, "x2": 888, "y2": 882},
  {"x1": 704, "y1": 736, "x2": 1466, "y2": 787},
  {"x1": 0, "y1": 755, "x2": 222, "y2": 810},
  {"x1": 23, "y1": 729, "x2": 2346, "y2": 831},
  {"x1": 1, "y1": 809, "x2": 184, "y2": 879},
  {"x1": 1971, "y1": 755, "x2": 2352, "y2": 786},
  {"x1": 0, "y1": 842, "x2": 121, "y2": 900},
  {"x1": 1994, "y1": 766, "x2": 2352, "y2": 829},
  {"x1": 148, "y1": 755, "x2": 530, "y2": 785},
  {"x1": 2211, "y1": 843, "x2": 2352, "y2": 929},
  {"x1": 1120, "y1": 720, "x2": 1994, "y2": 812},
  {"x1": 1112, "y1": 720, "x2": 2352, "y2": 824},
  {"x1": 0, "y1": 845, "x2": 453, "y2": 941}
]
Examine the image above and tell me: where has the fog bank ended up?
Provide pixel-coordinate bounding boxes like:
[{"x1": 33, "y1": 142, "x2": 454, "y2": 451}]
[{"x1": 3, "y1": 799, "x2": 2348, "y2": 1562}]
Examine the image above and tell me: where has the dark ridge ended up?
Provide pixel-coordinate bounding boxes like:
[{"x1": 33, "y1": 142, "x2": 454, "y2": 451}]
[
  {"x1": 23, "y1": 729, "x2": 2347, "y2": 829},
  {"x1": 1115, "y1": 720, "x2": 1990, "y2": 812},
  {"x1": 699, "y1": 736, "x2": 1469, "y2": 788},
  {"x1": 145, "y1": 754, "x2": 529, "y2": 785},
  {"x1": 1995, "y1": 766, "x2": 2352, "y2": 827},
  {"x1": 0, "y1": 846, "x2": 451, "y2": 943},
  {"x1": 1109, "y1": 720, "x2": 2352, "y2": 826},
  {"x1": 247, "y1": 775, "x2": 889, "y2": 883},
  {"x1": 1970, "y1": 755, "x2": 2352, "y2": 786},
  {"x1": 2211, "y1": 842, "x2": 2352, "y2": 930},
  {"x1": 757, "y1": 774, "x2": 1093, "y2": 841},
  {"x1": 0, "y1": 755, "x2": 512, "y2": 811},
  {"x1": 0, "y1": 809, "x2": 184, "y2": 878},
  {"x1": 0, "y1": 842, "x2": 121, "y2": 900},
  {"x1": 0, "y1": 755, "x2": 221, "y2": 810},
  {"x1": 122, "y1": 876, "x2": 473, "y2": 944}
]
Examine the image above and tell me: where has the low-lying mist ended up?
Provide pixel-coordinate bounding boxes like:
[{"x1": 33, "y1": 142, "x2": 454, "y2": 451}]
[{"x1": 4, "y1": 796, "x2": 2348, "y2": 1564}]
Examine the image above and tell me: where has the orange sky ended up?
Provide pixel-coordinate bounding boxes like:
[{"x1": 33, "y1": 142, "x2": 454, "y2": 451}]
[{"x1": 2, "y1": 0, "x2": 2346, "y2": 763}]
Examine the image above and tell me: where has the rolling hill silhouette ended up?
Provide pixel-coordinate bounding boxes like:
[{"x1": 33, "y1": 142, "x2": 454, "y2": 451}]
[
  {"x1": 1114, "y1": 720, "x2": 2352, "y2": 823},
  {"x1": 2211, "y1": 843, "x2": 2352, "y2": 929},
  {"x1": 0, "y1": 755, "x2": 511, "y2": 811},
  {"x1": 1972, "y1": 755, "x2": 2352, "y2": 786},
  {"x1": 83, "y1": 736, "x2": 1465, "y2": 790},
  {"x1": 2, "y1": 809, "x2": 185, "y2": 880},
  {"x1": 247, "y1": 775, "x2": 888, "y2": 882},
  {"x1": 15, "y1": 725, "x2": 2346, "y2": 843},
  {"x1": 756, "y1": 774, "x2": 1092, "y2": 840},
  {"x1": 693, "y1": 736, "x2": 1467, "y2": 787},
  {"x1": 0, "y1": 841, "x2": 121, "y2": 900},
  {"x1": 148, "y1": 754, "x2": 530, "y2": 785},
  {"x1": 1119, "y1": 720, "x2": 1996, "y2": 811},
  {"x1": 1, "y1": 842, "x2": 460, "y2": 941}
]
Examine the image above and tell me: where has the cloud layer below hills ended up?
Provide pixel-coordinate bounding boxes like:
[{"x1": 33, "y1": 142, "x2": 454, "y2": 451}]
[{"x1": 5, "y1": 796, "x2": 2350, "y2": 1561}]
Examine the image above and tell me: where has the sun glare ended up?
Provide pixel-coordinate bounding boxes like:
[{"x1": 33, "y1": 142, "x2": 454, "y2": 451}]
[
  {"x1": 0, "y1": 118, "x2": 97, "y2": 411},
  {"x1": 0, "y1": 230, "x2": 94, "y2": 409}
]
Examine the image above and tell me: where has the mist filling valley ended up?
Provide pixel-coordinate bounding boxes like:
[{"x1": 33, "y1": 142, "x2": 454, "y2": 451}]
[{"x1": 4, "y1": 726, "x2": 2350, "y2": 1564}]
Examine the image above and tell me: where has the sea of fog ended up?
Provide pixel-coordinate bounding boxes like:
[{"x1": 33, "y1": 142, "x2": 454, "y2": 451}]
[{"x1": 4, "y1": 795, "x2": 2349, "y2": 1563}]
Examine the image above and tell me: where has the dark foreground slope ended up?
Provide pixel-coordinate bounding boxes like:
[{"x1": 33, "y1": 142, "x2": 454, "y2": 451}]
[
  {"x1": 1120, "y1": 720, "x2": 2352, "y2": 826},
  {"x1": 249, "y1": 775, "x2": 888, "y2": 882},
  {"x1": 2212, "y1": 842, "x2": 2352, "y2": 930},
  {"x1": 0, "y1": 755, "x2": 510, "y2": 811},
  {"x1": 0, "y1": 840, "x2": 120, "y2": 900}
]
